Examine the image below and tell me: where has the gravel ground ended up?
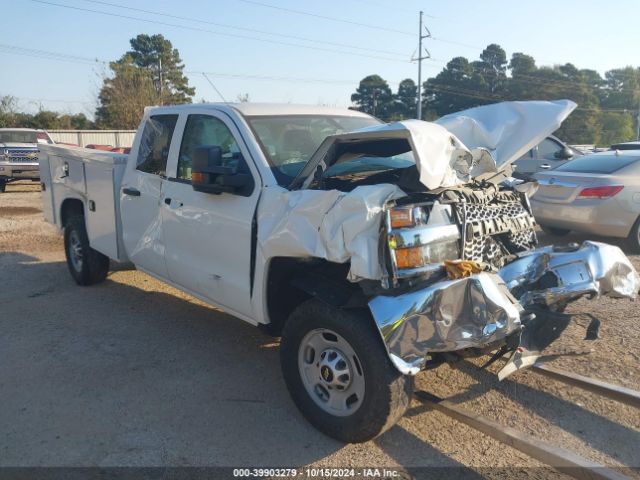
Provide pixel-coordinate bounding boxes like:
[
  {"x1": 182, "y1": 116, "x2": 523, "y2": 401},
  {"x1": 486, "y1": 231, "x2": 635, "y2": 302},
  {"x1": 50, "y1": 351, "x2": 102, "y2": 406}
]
[{"x1": 1, "y1": 182, "x2": 638, "y2": 479}]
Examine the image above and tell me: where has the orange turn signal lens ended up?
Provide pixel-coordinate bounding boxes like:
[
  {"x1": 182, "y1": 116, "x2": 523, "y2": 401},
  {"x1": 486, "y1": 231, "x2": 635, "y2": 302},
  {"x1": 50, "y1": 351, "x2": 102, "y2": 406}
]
[
  {"x1": 192, "y1": 172, "x2": 206, "y2": 184},
  {"x1": 395, "y1": 247, "x2": 425, "y2": 269},
  {"x1": 389, "y1": 207, "x2": 414, "y2": 229}
]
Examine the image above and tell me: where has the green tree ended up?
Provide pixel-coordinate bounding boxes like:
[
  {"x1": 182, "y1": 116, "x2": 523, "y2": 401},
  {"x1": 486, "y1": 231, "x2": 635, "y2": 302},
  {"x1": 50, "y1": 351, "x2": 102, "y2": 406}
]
[
  {"x1": 95, "y1": 34, "x2": 194, "y2": 128},
  {"x1": 392, "y1": 78, "x2": 417, "y2": 119},
  {"x1": 0, "y1": 95, "x2": 19, "y2": 128},
  {"x1": 95, "y1": 56, "x2": 159, "y2": 129},
  {"x1": 351, "y1": 75, "x2": 394, "y2": 120},
  {"x1": 423, "y1": 56, "x2": 487, "y2": 116},
  {"x1": 599, "y1": 111, "x2": 635, "y2": 146},
  {"x1": 125, "y1": 34, "x2": 195, "y2": 105}
]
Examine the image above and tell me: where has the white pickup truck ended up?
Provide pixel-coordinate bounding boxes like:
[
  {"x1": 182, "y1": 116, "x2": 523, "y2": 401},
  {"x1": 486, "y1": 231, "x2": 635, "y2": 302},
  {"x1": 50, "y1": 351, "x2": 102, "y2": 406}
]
[{"x1": 40, "y1": 101, "x2": 639, "y2": 443}]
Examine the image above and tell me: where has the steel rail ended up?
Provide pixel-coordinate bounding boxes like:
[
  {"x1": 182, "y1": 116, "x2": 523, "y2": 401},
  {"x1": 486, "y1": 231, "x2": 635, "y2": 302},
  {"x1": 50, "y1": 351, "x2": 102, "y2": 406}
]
[{"x1": 414, "y1": 390, "x2": 632, "y2": 480}]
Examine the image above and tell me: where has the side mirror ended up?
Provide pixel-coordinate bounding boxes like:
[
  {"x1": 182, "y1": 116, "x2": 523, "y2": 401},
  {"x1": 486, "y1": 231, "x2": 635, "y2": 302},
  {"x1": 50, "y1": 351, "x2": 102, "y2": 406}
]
[
  {"x1": 191, "y1": 146, "x2": 254, "y2": 196},
  {"x1": 554, "y1": 147, "x2": 574, "y2": 160}
]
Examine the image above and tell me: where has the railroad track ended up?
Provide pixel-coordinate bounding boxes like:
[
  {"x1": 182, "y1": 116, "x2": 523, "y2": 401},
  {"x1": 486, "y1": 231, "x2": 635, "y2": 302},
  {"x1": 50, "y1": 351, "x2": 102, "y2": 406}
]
[{"x1": 414, "y1": 362, "x2": 640, "y2": 480}]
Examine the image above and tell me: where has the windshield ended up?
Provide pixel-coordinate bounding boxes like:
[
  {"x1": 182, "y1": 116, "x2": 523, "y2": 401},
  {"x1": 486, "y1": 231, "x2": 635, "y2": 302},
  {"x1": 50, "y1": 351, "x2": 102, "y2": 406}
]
[
  {"x1": 322, "y1": 138, "x2": 415, "y2": 179},
  {"x1": 0, "y1": 130, "x2": 37, "y2": 144},
  {"x1": 246, "y1": 115, "x2": 381, "y2": 186}
]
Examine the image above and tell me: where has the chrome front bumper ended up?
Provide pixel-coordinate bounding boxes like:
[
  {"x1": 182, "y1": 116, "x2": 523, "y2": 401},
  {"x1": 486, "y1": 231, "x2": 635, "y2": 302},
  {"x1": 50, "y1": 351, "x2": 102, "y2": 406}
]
[
  {"x1": 369, "y1": 241, "x2": 639, "y2": 376},
  {"x1": 0, "y1": 163, "x2": 40, "y2": 179}
]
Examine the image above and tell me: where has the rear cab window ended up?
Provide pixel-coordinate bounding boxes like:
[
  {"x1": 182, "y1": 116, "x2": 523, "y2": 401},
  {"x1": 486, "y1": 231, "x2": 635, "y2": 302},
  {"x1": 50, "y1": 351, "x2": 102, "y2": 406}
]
[
  {"x1": 555, "y1": 154, "x2": 640, "y2": 174},
  {"x1": 136, "y1": 115, "x2": 178, "y2": 176}
]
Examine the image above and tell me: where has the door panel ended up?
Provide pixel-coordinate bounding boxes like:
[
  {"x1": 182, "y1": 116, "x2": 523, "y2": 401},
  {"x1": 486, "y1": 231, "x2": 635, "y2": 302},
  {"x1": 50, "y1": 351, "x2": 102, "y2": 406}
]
[
  {"x1": 120, "y1": 114, "x2": 178, "y2": 277},
  {"x1": 161, "y1": 111, "x2": 260, "y2": 318}
]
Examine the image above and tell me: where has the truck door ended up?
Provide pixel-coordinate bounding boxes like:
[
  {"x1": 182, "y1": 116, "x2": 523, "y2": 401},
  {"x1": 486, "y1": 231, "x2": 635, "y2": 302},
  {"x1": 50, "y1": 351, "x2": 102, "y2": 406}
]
[
  {"x1": 161, "y1": 111, "x2": 260, "y2": 319},
  {"x1": 120, "y1": 114, "x2": 179, "y2": 278}
]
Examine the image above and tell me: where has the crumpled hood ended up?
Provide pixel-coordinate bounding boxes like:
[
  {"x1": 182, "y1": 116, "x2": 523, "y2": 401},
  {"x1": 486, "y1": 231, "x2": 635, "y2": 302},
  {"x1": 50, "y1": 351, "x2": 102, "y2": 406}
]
[
  {"x1": 435, "y1": 100, "x2": 577, "y2": 170},
  {"x1": 292, "y1": 100, "x2": 576, "y2": 191}
]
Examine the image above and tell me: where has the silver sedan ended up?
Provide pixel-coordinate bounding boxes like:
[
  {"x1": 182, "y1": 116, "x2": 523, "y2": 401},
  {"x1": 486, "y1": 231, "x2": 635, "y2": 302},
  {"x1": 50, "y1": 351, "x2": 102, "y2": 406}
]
[{"x1": 530, "y1": 150, "x2": 640, "y2": 251}]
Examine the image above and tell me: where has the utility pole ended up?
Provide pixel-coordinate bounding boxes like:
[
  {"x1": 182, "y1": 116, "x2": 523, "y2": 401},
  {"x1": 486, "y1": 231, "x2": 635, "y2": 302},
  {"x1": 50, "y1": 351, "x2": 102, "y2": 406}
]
[
  {"x1": 414, "y1": 11, "x2": 431, "y2": 120},
  {"x1": 372, "y1": 88, "x2": 378, "y2": 117},
  {"x1": 158, "y1": 56, "x2": 163, "y2": 105}
]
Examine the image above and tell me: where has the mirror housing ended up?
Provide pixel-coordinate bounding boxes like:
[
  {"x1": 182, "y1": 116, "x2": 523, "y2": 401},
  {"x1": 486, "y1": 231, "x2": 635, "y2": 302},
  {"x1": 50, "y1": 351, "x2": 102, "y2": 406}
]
[
  {"x1": 191, "y1": 146, "x2": 254, "y2": 196},
  {"x1": 554, "y1": 146, "x2": 574, "y2": 160}
]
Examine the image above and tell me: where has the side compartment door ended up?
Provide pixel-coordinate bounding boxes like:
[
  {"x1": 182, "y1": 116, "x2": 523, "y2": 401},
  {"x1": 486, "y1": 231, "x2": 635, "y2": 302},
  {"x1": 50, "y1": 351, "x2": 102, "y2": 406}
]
[
  {"x1": 120, "y1": 114, "x2": 178, "y2": 278},
  {"x1": 161, "y1": 111, "x2": 260, "y2": 318}
]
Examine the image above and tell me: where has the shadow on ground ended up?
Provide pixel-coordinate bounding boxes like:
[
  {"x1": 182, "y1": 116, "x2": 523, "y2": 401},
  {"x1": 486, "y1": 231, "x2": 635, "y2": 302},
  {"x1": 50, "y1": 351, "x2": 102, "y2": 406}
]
[{"x1": 0, "y1": 254, "x2": 479, "y2": 474}]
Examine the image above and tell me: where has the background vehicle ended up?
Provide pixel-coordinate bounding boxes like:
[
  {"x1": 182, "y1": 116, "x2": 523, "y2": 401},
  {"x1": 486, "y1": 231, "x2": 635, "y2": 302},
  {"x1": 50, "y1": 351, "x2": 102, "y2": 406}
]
[
  {"x1": 38, "y1": 102, "x2": 638, "y2": 443},
  {"x1": 531, "y1": 150, "x2": 640, "y2": 250},
  {"x1": 611, "y1": 141, "x2": 640, "y2": 151},
  {"x1": 0, "y1": 128, "x2": 52, "y2": 192},
  {"x1": 512, "y1": 135, "x2": 582, "y2": 176}
]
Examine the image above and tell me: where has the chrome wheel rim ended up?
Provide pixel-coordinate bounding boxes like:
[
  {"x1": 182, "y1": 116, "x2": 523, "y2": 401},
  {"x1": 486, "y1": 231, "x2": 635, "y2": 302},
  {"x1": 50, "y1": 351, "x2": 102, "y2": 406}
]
[
  {"x1": 68, "y1": 230, "x2": 83, "y2": 272},
  {"x1": 298, "y1": 328, "x2": 365, "y2": 417}
]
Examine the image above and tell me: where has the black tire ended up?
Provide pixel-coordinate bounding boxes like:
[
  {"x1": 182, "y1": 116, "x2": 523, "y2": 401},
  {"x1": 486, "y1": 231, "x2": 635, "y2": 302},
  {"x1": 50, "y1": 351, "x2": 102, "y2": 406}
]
[
  {"x1": 280, "y1": 299, "x2": 413, "y2": 443},
  {"x1": 64, "y1": 214, "x2": 110, "y2": 286},
  {"x1": 0, "y1": 180, "x2": 6, "y2": 193},
  {"x1": 627, "y1": 216, "x2": 640, "y2": 253},
  {"x1": 540, "y1": 225, "x2": 571, "y2": 236}
]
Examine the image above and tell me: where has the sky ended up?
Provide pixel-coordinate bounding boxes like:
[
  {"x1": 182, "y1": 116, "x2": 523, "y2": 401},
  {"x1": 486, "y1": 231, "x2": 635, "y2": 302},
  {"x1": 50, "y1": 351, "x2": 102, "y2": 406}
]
[{"x1": 2, "y1": 0, "x2": 639, "y2": 119}]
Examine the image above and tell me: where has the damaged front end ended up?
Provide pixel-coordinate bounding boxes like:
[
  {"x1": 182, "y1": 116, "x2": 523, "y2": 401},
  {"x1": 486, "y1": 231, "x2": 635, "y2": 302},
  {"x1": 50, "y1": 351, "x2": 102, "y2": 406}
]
[
  {"x1": 368, "y1": 182, "x2": 640, "y2": 378},
  {"x1": 270, "y1": 100, "x2": 639, "y2": 379}
]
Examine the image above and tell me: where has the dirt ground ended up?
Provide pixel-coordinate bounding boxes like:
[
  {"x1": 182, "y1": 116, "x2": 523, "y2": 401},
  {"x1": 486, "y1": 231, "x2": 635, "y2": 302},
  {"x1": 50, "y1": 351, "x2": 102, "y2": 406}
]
[{"x1": 1, "y1": 182, "x2": 638, "y2": 479}]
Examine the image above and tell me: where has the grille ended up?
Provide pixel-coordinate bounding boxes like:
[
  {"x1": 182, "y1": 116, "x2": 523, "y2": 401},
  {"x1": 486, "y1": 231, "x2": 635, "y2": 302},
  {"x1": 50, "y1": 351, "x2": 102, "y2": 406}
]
[
  {"x1": 5, "y1": 149, "x2": 39, "y2": 163},
  {"x1": 453, "y1": 189, "x2": 537, "y2": 268}
]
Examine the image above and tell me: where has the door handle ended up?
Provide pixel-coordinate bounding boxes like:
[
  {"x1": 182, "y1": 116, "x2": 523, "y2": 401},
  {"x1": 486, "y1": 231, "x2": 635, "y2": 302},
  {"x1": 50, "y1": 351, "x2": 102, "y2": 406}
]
[
  {"x1": 122, "y1": 187, "x2": 141, "y2": 196},
  {"x1": 163, "y1": 197, "x2": 183, "y2": 207},
  {"x1": 540, "y1": 164, "x2": 551, "y2": 170}
]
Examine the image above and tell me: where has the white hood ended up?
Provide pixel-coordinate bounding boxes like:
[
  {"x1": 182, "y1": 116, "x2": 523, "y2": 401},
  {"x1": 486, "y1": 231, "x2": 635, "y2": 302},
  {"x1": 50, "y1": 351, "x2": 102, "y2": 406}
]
[
  {"x1": 435, "y1": 100, "x2": 577, "y2": 171},
  {"x1": 293, "y1": 100, "x2": 577, "y2": 191}
]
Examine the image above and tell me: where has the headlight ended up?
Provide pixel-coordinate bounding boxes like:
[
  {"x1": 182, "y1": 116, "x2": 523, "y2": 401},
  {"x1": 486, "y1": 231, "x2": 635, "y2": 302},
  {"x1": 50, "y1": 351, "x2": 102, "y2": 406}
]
[
  {"x1": 386, "y1": 202, "x2": 461, "y2": 279},
  {"x1": 394, "y1": 241, "x2": 460, "y2": 269}
]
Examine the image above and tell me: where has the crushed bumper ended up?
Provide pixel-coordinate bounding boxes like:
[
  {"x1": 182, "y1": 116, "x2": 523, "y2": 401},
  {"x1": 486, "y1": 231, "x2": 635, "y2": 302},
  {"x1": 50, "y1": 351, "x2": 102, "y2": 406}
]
[{"x1": 368, "y1": 241, "x2": 639, "y2": 376}]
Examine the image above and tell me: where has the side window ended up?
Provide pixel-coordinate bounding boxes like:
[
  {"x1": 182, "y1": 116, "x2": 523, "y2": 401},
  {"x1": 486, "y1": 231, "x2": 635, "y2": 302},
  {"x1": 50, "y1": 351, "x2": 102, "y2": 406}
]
[
  {"x1": 136, "y1": 115, "x2": 178, "y2": 176},
  {"x1": 516, "y1": 148, "x2": 534, "y2": 161},
  {"x1": 177, "y1": 114, "x2": 245, "y2": 180},
  {"x1": 537, "y1": 138, "x2": 563, "y2": 160}
]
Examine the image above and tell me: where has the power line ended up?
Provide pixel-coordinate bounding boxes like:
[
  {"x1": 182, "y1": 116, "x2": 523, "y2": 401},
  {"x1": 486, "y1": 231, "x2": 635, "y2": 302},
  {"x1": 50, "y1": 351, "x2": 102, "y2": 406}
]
[
  {"x1": 201, "y1": 73, "x2": 227, "y2": 103},
  {"x1": 0, "y1": 43, "x2": 425, "y2": 87},
  {"x1": 348, "y1": 0, "x2": 437, "y2": 17},
  {"x1": 29, "y1": 0, "x2": 410, "y2": 63},
  {"x1": 234, "y1": 0, "x2": 415, "y2": 36},
  {"x1": 78, "y1": 0, "x2": 409, "y2": 58},
  {"x1": 0, "y1": 44, "x2": 106, "y2": 65}
]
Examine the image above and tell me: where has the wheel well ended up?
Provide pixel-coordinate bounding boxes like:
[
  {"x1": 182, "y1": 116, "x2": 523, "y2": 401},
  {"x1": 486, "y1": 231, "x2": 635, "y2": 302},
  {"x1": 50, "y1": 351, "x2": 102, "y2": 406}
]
[
  {"x1": 265, "y1": 257, "x2": 362, "y2": 336},
  {"x1": 60, "y1": 198, "x2": 84, "y2": 227}
]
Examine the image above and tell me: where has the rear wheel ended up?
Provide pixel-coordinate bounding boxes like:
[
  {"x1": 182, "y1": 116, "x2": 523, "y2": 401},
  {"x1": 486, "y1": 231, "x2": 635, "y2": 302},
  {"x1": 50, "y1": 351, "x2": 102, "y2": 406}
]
[
  {"x1": 280, "y1": 299, "x2": 413, "y2": 443},
  {"x1": 540, "y1": 225, "x2": 571, "y2": 236},
  {"x1": 64, "y1": 215, "x2": 110, "y2": 285},
  {"x1": 627, "y1": 217, "x2": 640, "y2": 253}
]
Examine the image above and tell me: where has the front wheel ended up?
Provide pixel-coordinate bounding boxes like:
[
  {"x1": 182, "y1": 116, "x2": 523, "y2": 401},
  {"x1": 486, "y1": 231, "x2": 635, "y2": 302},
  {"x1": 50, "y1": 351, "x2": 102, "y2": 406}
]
[
  {"x1": 280, "y1": 299, "x2": 413, "y2": 443},
  {"x1": 64, "y1": 215, "x2": 110, "y2": 286}
]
